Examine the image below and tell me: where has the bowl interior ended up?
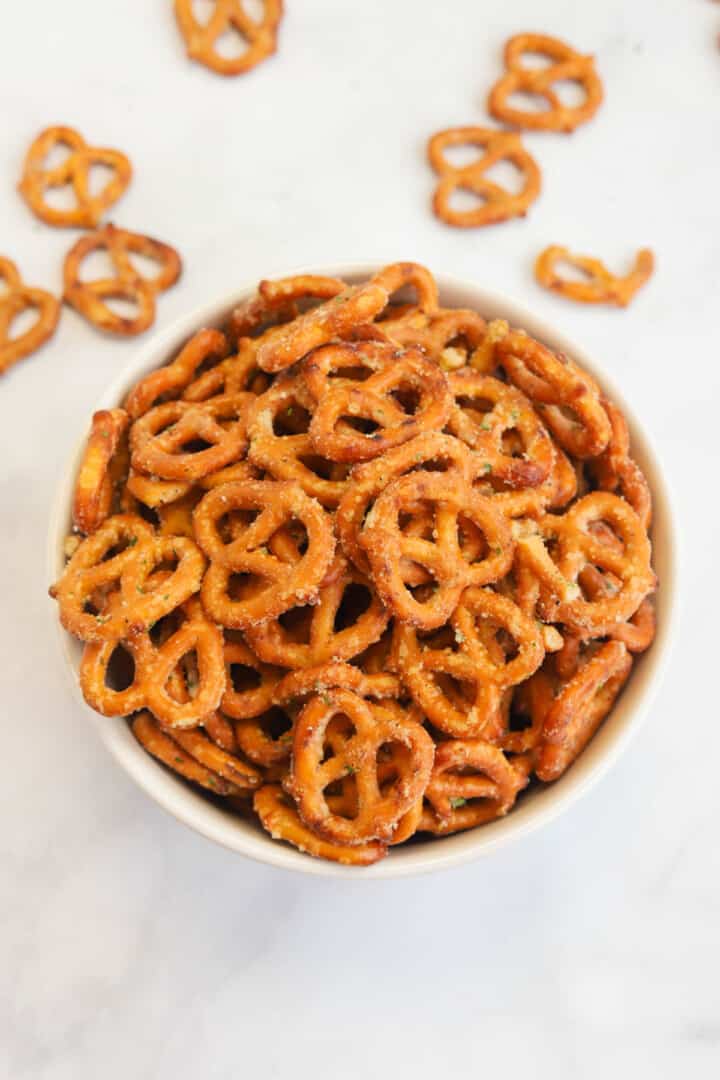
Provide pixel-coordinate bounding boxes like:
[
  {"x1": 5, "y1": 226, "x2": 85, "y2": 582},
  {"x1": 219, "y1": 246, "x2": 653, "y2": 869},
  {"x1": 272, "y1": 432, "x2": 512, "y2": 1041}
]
[{"x1": 48, "y1": 264, "x2": 676, "y2": 878}]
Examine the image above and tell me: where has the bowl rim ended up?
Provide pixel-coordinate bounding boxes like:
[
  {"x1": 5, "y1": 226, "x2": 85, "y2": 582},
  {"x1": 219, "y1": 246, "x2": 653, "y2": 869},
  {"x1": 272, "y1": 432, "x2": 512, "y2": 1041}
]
[{"x1": 47, "y1": 261, "x2": 679, "y2": 879}]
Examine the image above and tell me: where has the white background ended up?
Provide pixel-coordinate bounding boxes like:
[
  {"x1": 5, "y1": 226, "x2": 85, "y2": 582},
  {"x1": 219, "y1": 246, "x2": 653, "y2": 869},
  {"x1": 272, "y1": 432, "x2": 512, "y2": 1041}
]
[{"x1": 2, "y1": 1, "x2": 719, "y2": 1077}]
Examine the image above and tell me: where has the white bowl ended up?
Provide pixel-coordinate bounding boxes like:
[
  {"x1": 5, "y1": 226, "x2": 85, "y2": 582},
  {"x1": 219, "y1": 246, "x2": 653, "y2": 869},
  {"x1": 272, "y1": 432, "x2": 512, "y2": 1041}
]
[{"x1": 48, "y1": 263, "x2": 678, "y2": 878}]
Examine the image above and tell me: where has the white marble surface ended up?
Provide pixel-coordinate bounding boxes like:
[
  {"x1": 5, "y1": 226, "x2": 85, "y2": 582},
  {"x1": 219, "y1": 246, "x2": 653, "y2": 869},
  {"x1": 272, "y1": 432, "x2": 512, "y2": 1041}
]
[{"x1": 2, "y1": 1, "x2": 719, "y2": 1076}]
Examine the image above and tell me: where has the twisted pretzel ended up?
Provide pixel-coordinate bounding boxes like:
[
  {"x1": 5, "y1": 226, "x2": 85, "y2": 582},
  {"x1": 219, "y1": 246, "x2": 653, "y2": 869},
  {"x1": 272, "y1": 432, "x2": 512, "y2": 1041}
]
[
  {"x1": 229, "y1": 274, "x2": 346, "y2": 341},
  {"x1": 274, "y1": 662, "x2": 400, "y2": 707},
  {"x1": 221, "y1": 640, "x2": 283, "y2": 719},
  {"x1": 287, "y1": 689, "x2": 434, "y2": 844},
  {"x1": 255, "y1": 785, "x2": 387, "y2": 865},
  {"x1": 132, "y1": 712, "x2": 244, "y2": 796},
  {"x1": 488, "y1": 33, "x2": 604, "y2": 133},
  {"x1": 592, "y1": 397, "x2": 652, "y2": 529},
  {"x1": 174, "y1": 0, "x2": 283, "y2": 77},
  {"x1": 125, "y1": 329, "x2": 228, "y2": 419},
  {"x1": 130, "y1": 394, "x2": 251, "y2": 481},
  {"x1": 0, "y1": 257, "x2": 60, "y2": 376},
  {"x1": 383, "y1": 308, "x2": 487, "y2": 371},
  {"x1": 72, "y1": 409, "x2": 130, "y2": 534},
  {"x1": 63, "y1": 224, "x2": 182, "y2": 336},
  {"x1": 421, "y1": 740, "x2": 528, "y2": 834},
  {"x1": 193, "y1": 478, "x2": 335, "y2": 628},
  {"x1": 19, "y1": 125, "x2": 132, "y2": 228},
  {"x1": 536, "y1": 246, "x2": 654, "y2": 307},
  {"x1": 427, "y1": 126, "x2": 541, "y2": 228}
]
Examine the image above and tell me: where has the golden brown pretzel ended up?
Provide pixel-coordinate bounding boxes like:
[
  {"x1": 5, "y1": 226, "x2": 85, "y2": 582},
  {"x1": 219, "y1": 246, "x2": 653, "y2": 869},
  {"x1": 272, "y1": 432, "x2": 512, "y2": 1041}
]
[
  {"x1": 19, "y1": 125, "x2": 132, "y2": 228},
  {"x1": 0, "y1": 257, "x2": 61, "y2": 376},
  {"x1": 63, "y1": 224, "x2": 182, "y2": 336},
  {"x1": 125, "y1": 329, "x2": 228, "y2": 419},
  {"x1": 488, "y1": 33, "x2": 603, "y2": 133},
  {"x1": 535, "y1": 246, "x2": 654, "y2": 307},
  {"x1": 421, "y1": 739, "x2": 528, "y2": 833},
  {"x1": 254, "y1": 785, "x2": 387, "y2": 865},
  {"x1": 73, "y1": 409, "x2": 130, "y2": 534},
  {"x1": 132, "y1": 712, "x2": 245, "y2": 796},
  {"x1": 427, "y1": 127, "x2": 541, "y2": 228},
  {"x1": 130, "y1": 394, "x2": 251, "y2": 481},
  {"x1": 174, "y1": 0, "x2": 283, "y2": 77}
]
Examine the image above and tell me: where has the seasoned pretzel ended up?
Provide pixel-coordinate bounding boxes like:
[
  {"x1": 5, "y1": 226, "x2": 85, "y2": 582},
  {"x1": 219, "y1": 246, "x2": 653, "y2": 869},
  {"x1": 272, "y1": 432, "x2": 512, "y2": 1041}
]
[
  {"x1": 370, "y1": 261, "x2": 439, "y2": 314},
  {"x1": 287, "y1": 689, "x2": 434, "y2": 844},
  {"x1": 125, "y1": 329, "x2": 228, "y2": 419},
  {"x1": 125, "y1": 469, "x2": 192, "y2": 509},
  {"x1": 245, "y1": 554, "x2": 388, "y2": 668},
  {"x1": 132, "y1": 712, "x2": 242, "y2": 796},
  {"x1": 488, "y1": 33, "x2": 603, "y2": 133},
  {"x1": 193, "y1": 479, "x2": 335, "y2": 628},
  {"x1": 447, "y1": 371, "x2": 554, "y2": 488},
  {"x1": 535, "y1": 641, "x2": 632, "y2": 781},
  {"x1": 535, "y1": 246, "x2": 654, "y2": 307},
  {"x1": 72, "y1": 409, "x2": 130, "y2": 534},
  {"x1": 256, "y1": 281, "x2": 389, "y2": 373},
  {"x1": 174, "y1": 0, "x2": 283, "y2": 77},
  {"x1": 234, "y1": 705, "x2": 295, "y2": 767},
  {"x1": 309, "y1": 343, "x2": 453, "y2": 463},
  {"x1": 168, "y1": 725, "x2": 260, "y2": 789},
  {"x1": 130, "y1": 394, "x2": 251, "y2": 481},
  {"x1": 497, "y1": 329, "x2": 611, "y2": 458},
  {"x1": 229, "y1": 274, "x2": 346, "y2": 341},
  {"x1": 592, "y1": 397, "x2": 652, "y2": 529},
  {"x1": 255, "y1": 785, "x2": 387, "y2": 865},
  {"x1": 361, "y1": 471, "x2": 513, "y2": 629},
  {"x1": 0, "y1": 257, "x2": 60, "y2": 376},
  {"x1": 274, "y1": 662, "x2": 400, "y2": 706},
  {"x1": 383, "y1": 308, "x2": 487, "y2": 371},
  {"x1": 427, "y1": 127, "x2": 541, "y2": 228},
  {"x1": 63, "y1": 224, "x2": 182, "y2": 336},
  {"x1": 221, "y1": 640, "x2": 283, "y2": 719},
  {"x1": 19, "y1": 125, "x2": 132, "y2": 228},
  {"x1": 421, "y1": 739, "x2": 527, "y2": 833}
]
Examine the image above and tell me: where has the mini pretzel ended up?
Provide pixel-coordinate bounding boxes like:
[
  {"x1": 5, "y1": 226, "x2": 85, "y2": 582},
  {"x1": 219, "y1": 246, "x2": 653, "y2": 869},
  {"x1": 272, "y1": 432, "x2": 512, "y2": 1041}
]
[
  {"x1": 421, "y1": 740, "x2": 528, "y2": 834},
  {"x1": 308, "y1": 344, "x2": 453, "y2": 463},
  {"x1": 287, "y1": 689, "x2": 434, "y2": 844},
  {"x1": 274, "y1": 662, "x2": 400, "y2": 707},
  {"x1": 535, "y1": 641, "x2": 632, "y2": 781},
  {"x1": 247, "y1": 375, "x2": 351, "y2": 507},
  {"x1": 132, "y1": 712, "x2": 245, "y2": 796},
  {"x1": 360, "y1": 471, "x2": 513, "y2": 629},
  {"x1": 130, "y1": 394, "x2": 251, "y2": 481},
  {"x1": 50, "y1": 516, "x2": 205, "y2": 642},
  {"x1": 174, "y1": 0, "x2": 283, "y2": 77},
  {"x1": 255, "y1": 785, "x2": 387, "y2": 865},
  {"x1": 193, "y1": 479, "x2": 336, "y2": 628},
  {"x1": 221, "y1": 640, "x2": 282, "y2": 719},
  {"x1": 592, "y1": 397, "x2": 652, "y2": 529},
  {"x1": 234, "y1": 705, "x2": 295, "y2": 767},
  {"x1": 488, "y1": 33, "x2": 603, "y2": 133},
  {"x1": 255, "y1": 281, "x2": 389, "y2": 373},
  {"x1": 496, "y1": 329, "x2": 611, "y2": 458},
  {"x1": 370, "y1": 261, "x2": 439, "y2": 314},
  {"x1": 19, "y1": 125, "x2": 132, "y2": 228},
  {"x1": 63, "y1": 224, "x2": 182, "y2": 336},
  {"x1": 245, "y1": 555, "x2": 388, "y2": 668},
  {"x1": 72, "y1": 409, "x2": 130, "y2": 534},
  {"x1": 535, "y1": 246, "x2": 654, "y2": 307},
  {"x1": 168, "y1": 725, "x2": 260, "y2": 789},
  {"x1": 427, "y1": 127, "x2": 541, "y2": 228},
  {"x1": 447, "y1": 371, "x2": 554, "y2": 488},
  {"x1": 125, "y1": 469, "x2": 193, "y2": 509},
  {"x1": 125, "y1": 329, "x2": 228, "y2": 419},
  {"x1": 384, "y1": 308, "x2": 488, "y2": 370},
  {"x1": 229, "y1": 274, "x2": 346, "y2": 341},
  {"x1": 0, "y1": 257, "x2": 60, "y2": 376}
]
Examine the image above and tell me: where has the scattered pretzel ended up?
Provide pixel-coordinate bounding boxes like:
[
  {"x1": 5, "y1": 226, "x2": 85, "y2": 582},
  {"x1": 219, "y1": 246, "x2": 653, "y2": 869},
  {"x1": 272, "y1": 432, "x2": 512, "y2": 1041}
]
[
  {"x1": 427, "y1": 126, "x2": 541, "y2": 228},
  {"x1": 488, "y1": 33, "x2": 604, "y2": 133},
  {"x1": 174, "y1": 0, "x2": 283, "y2": 77},
  {"x1": 18, "y1": 125, "x2": 132, "y2": 228},
  {"x1": 72, "y1": 409, "x2": 130, "y2": 534},
  {"x1": 63, "y1": 224, "x2": 182, "y2": 336},
  {"x1": 535, "y1": 246, "x2": 654, "y2": 307},
  {"x1": 0, "y1": 257, "x2": 61, "y2": 376}
]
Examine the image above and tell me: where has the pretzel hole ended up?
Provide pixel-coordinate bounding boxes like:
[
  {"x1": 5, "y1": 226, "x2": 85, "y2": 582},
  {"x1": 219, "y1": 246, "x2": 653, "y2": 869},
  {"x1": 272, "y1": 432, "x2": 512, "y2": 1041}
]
[
  {"x1": 272, "y1": 404, "x2": 311, "y2": 436},
  {"x1": 298, "y1": 454, "x2": 350, "y2": 481},
  {"x1": 126, "y1": 251, "x2": 167, "y2": 283},
  {"x1": 77, "y1": 248, "x2": 115, "y2": 282},
  {"x1": 342, "y1": 416, "x2": 381, "y2": 435},
  {"x1": 244, "y1": 0, "x2": 268, "y2": 23},
  {"x1": 482, "y1": 159, "x2": 528, "y2": 196},
  {"x1": 448, "y1": 186, "x2": 488, "y2": 212},
  {"x1": 516, "y1": 50, "x2": 555, "y2": 70},
  {"x1": 390, "y1": 384, "x2": 421, "y2": 416},
  {"x1": 229, "y1": 663, "x2": 262, "y2": 693},
  {"x1": 500, "y1": 428, "x2": 525, "y2": 456},
  {"x1": 505, "y1": 90, "x2": 552, "y2": 115},
  {"x1": 334, "y1": 583, "x2": 372, "y2": 631},
  {"x1": 103, "y1": 296, "x2": 142, "y2": 321},
  {"x1": 552, "y1": 259, "x2": 595, "y2": 284},
  {"x1": 456, "y1": 395, "x2": 494, "y2": 416},
  {"x1": 42, "y1": 140, "x2": 75, "y2": 169},
  {"x1": 430, "y1": 672, "x2": 476, "y2": 710},
  {"x1": 228, "y1": 571, "x2": 268, "y2": 601},
  {"x1": 87, "y1": 162, "x2": 118, "y2": 197},
  {"x1": 190, "y1": 0, "x2": 217, "y2": 25},
  {"x1": 549, "y1": 80, "x2": 587, "y2": 107},
  {"x1": 41, "y1": 182, "x2": 79, "y2": 212},
  {"x1": 376, "y1": 740, "x2": 406, "y2": 772},
  {"x1": 278, "y1": 605, "x2": 312, "y2": 643},
  {"x1": 440, "y1": 144, "x2": 486, "y2": 170},
  {"x1": 179, "y1": 438, "x2": 215, "y2": 455},
  {"x1": 508, "y1": 697, "x2": 533, "y2": 732},
  {"x1": 258, "y1": 706, "x2": 293, "y2": 741},
  {"x1": 7, "y1": 306, "x2": 40, "y2": 341},
  {"x1": 105, "y1": 644, "x2": 136, "y2": 690},
  {"x1": 213, "y1": 25, "x2": 253, "y2": 60}
]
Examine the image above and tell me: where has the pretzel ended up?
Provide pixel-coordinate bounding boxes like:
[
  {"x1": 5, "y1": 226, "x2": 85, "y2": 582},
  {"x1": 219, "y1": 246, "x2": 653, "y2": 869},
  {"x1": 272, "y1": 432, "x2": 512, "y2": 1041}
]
[
  {"x1": 535, "y1": 642, "x2": 633, "y2": 781},
  {"x1": 130, "y1": 394, "x2": 251, "y2": 481},
  {"x1": 286, "y1": 689, "x2": 434, "y2": 844},
  {"x1": 234, "y1": 705, "x2": 295, "y2": 767},
  {"x1": 220, "y1": 640, "x2": 282, "y2": 719},
  {"x1": 245, "y1": 555, "x2": 388, "y2": 667},
  {"x1": 255, "y1": 281, "x2": 389, "y2": 372},
  {"x1": 488, "y1": 33, "x2": 603, "y2": 133},
  {"x1": 18, "y1": 125, "x2": 132, "y2": 228},
  {"x1": 592, "y1": 397, "x2": 652, "y2": 529},
  {"x1": 193, "y1": 478, "x2": 335, "y2": 628},
  {"x1": 247, "y1": 375, "x2": 351, "y2": 507},
  {"x1": 308, "y1": 343, "x2": 453, "y2": 463},
  {"x1": 0, "y1": 257, "x2": 61, "y2": 376},
  {"x1": 370, "y1": 261, "x2": 439, "y2": 314},
  {"x1": 168, "y1": 725, "x2": 261, "y2": 789},
  {"x1": 274, "y1": 662, "x2": 400, "y2": 707},
  {"x1": 132, "y1": 712, "x2": 245, "y2": 795},
  {"x1": 360, "y1": 471, "x2": 513, "y2": 629},
  {"x1": 535, "y1": 246, "x2": 654, "y2": 307},
  {"x1": 125, "y1": 469, "x2": 193, "y2": 509},
  {"x1": 421, "y1": 740, "x2": 528, "y2": 834},
  {"x1": 174, "y1": 0, "x2": 283, "y2": 77},
  {"x1": 394, "y1": 588, "x2": 544, "y2": 737},
  {"x1": 50, "y1": 516, "x2": 205, "y2": 642},
  {"x1": 427, "y1": 127, "x2": 541, "y2": 228},
  {"x1": 496, "y1": 329, "x2": 611, "y2": 458},
  {"x1": 229, "y1": 274, "x2": 346, "y2": 341},
  {"x1": 63, "y1": 224, "x2": 182, "y2": 336},
  {"x1": 72, "y1": 409, "x2": 130, "y2": 534},
  {"x1": 383, "y1": 308, "x2": 487, "y2": 370},
  {"x1": 125, "y1": 329, "x2": 228, "y2": 419},
  {"x1": 255, "y1": 785, "x2": 387, "y2": 865}
]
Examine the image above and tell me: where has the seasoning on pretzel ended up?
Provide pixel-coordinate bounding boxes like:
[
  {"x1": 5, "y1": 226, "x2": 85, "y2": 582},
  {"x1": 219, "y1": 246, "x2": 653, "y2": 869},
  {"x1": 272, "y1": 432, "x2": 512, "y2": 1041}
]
[
  {"x1": 174, "y1": 0, "x2": 283, "y2": 77},
  {"x1": 50, "y1": 261, "x2": 658, "y2": 866},
  {"x1": 535, "y1": 246, "x2": 654, "y2": 307},
  {"x1": 0, "y1": 257, "x2": 61, "y2": 376},
  {"x1": 488, "y1": 33, "x2": 604, "y2": 133}
]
